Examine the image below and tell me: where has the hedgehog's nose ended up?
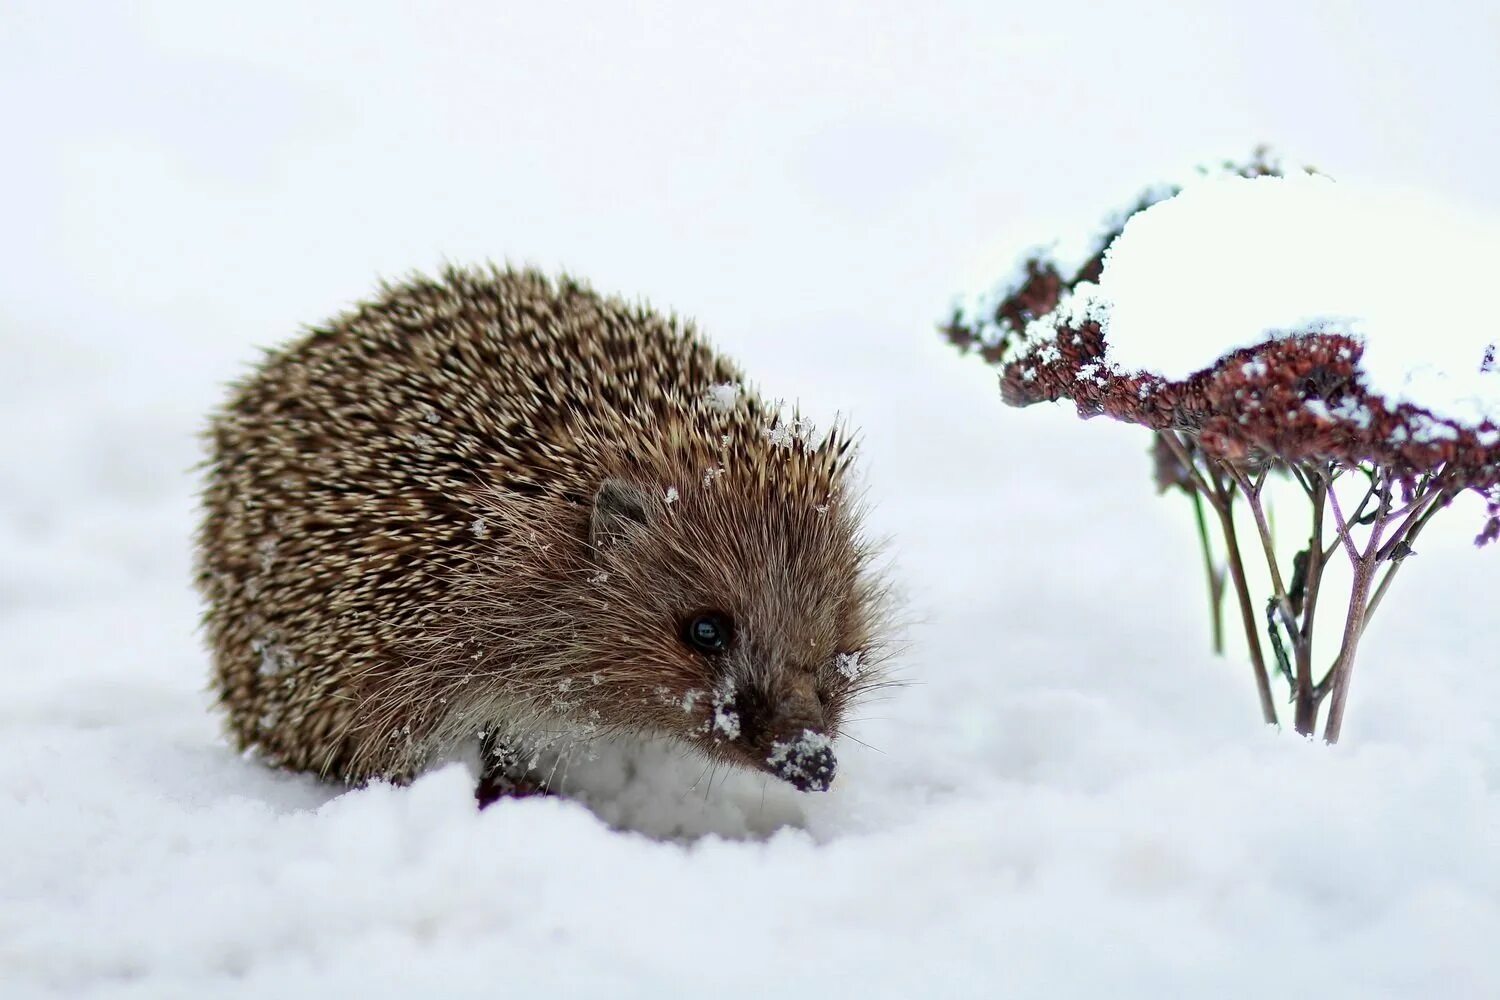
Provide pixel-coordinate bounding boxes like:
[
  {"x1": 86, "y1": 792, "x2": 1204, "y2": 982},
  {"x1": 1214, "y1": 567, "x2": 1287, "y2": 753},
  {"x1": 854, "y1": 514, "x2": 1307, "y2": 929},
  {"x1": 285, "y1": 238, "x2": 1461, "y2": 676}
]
[{"x1": 766, "y1": 729, "x2": 837, "y2": 792}]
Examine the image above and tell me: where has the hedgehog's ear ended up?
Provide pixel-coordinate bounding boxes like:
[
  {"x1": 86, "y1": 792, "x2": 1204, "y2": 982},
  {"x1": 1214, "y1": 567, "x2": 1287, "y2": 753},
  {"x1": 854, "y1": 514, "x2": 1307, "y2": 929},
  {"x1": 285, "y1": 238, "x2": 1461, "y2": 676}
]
[{"x1": 589, "y1": 478, "x2": 653, "y2": 552}]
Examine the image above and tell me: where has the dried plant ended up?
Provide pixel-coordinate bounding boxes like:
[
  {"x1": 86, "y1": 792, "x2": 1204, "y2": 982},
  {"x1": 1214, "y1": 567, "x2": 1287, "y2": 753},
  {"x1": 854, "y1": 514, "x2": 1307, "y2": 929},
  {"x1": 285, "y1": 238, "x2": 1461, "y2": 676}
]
[{"x1": 944, "y1": 155, "x2": 1500, "y2": 740}]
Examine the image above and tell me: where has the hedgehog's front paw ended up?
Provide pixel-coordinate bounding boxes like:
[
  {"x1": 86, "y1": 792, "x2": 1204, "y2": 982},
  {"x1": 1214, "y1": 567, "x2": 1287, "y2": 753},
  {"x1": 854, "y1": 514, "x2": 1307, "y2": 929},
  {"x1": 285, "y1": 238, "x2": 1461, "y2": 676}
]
[
  {"x1": 474, "y1": 768, "x2": 550, "y2": 809},
  {"x1": 475, "y1": 732, "x2": 552, "y2": 808}
]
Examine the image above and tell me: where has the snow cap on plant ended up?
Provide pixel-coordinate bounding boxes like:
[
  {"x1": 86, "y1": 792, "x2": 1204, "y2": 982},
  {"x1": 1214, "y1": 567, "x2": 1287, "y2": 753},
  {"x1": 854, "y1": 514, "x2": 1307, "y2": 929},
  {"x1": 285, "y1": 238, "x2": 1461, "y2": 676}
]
[{"x1": 945, "y1": 155, "x2": 1500, "y2": 534}]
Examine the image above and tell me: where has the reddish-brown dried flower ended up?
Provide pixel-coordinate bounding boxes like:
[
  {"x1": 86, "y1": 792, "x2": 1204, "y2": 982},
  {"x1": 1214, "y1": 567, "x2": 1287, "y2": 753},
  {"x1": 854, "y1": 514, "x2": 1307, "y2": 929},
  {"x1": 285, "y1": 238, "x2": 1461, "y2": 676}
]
[{"x1": 947, "y1": 158, "x2": 1500, "y2": 529}]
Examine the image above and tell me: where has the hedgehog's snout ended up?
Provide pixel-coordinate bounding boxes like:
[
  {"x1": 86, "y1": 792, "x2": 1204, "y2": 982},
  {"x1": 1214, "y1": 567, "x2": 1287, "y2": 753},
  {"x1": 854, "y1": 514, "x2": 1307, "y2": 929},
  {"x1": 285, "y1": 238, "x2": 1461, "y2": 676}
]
[
  {"x1": 757, "y1": 674, "x2": 837, "y2": 791},
  {"x1": 766, "y1": 729, "x2": 837, "y2": 792},
  {"x1": 712, "y1": 671, "x2": 839, "y2": 790}
]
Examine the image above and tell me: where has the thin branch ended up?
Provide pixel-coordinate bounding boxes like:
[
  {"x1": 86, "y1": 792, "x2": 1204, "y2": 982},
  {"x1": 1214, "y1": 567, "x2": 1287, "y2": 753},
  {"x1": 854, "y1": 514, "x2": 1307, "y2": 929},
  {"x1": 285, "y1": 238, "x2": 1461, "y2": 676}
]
[
  {"x1": 1373, "y1": 482, "x2": 1447, "y2": 563},
  {"x1": 1161, "y1": 431, "x2": 1228, "y2": 655},
  {"x1": 1293, "y1": 472, "x2": 1328, "y2": 736},
  {"x1": 1381, "y1": 477, "x2": 1437, "y2": 522},
  {"x1": 1190, "y1": 487, "x2": 1226, "y2": 655},
  {"x1": 1360, "y1": 480, "x2": 1395, "y2": 560},
  {"x1": 1344, "y1": 469, "x2": 1382, "y2": 528},
  {"x1": 1364, "y1": 486, "x2": 1451, "y2": 630},
  {"x1": 1159, "y1": 431, "x2": 1220, "y2": 509},
  {"x1": 1323, "y1": 474, "x2": 1397, "y2": 743},
  {"x1": 1231, "y1": 466, "x2": 1300, "y2": 642},
  {"x1": 1205, "y1": 459, "x2": 1278, "y2": 726},
  {"x1": 1325, "y1": 481, "x2": 1364, "y2": 564},
  {"x1": 1288, "y1": 462, "x2": 1316, "y2": 497},
  {"x1": 1318, "y1": 556, "x2": 1376, "y2": 741}
]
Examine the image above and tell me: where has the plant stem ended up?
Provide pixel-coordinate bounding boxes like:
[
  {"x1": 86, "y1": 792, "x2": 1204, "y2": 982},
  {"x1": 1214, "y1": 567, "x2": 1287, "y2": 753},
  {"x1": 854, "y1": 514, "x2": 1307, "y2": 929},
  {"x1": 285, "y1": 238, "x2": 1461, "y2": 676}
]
[
  {"x1": 1322, "y1": 476, "x2": 1394, "y2": 743},
  {"x1": 1160, "y1": 431, "x2": 1228, "y2": 657},
  {"x1": 1233, "y1": 468, "x2": 1299, "y2": 641},
  {"x1": 1206, "y1": 463, "x2": 1279, "y2": 726},
  {"x1": 1190, "y1": 488, "x2": 1226, "y2": 655},
  {"x1": 1292, "y1": 473, "x2": 1327, "y2": 736},
  {"x1": 1319, "y1": 555, "x2": 1376, "y2": 743},
  {"x1": 1325, "y1": 482, "x2": 1363, "y2": 563},
  {"x1": 1159, "y1": 431, "x2": 1217, "y2": 500},
  {"x1": 1364, "y1": 485, "x2": 1449, "y2": 631},
  {"x1": 1166, "y1": 451, "x2": 1449, "y2": 741}
]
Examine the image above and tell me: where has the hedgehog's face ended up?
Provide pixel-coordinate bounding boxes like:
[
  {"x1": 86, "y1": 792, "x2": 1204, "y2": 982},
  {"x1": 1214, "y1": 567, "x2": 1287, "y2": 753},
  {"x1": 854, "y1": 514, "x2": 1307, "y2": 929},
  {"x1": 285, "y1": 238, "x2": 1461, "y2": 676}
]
[{"x1": 585, "y1": 476, "x2": 882, "y2": 791}]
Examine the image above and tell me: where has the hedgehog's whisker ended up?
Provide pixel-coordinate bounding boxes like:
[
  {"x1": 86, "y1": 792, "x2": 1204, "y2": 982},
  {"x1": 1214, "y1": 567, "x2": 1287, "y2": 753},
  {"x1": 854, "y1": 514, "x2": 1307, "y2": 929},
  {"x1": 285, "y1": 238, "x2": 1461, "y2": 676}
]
[{"x1": 839, "y1": 733, "x2": 885, "y2": 755}]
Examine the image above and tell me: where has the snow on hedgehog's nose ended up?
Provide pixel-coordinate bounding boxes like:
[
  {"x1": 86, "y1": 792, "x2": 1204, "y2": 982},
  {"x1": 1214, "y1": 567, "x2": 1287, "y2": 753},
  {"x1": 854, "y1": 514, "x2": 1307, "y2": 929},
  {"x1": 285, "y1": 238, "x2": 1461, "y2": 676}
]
[
  {"x1": 767, "y1": 729, "x2": 837, "y2": 792},
  {"x1": 761, "y1": 674, "x2": 837, "y2": 790}
]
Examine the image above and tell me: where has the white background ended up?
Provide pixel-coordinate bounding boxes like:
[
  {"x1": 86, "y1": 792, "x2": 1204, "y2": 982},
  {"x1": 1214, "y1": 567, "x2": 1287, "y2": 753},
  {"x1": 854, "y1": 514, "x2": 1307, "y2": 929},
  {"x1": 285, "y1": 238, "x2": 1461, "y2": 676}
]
[{"x1": 4, "y1": 3, "x2": 1498, "y2": 997}]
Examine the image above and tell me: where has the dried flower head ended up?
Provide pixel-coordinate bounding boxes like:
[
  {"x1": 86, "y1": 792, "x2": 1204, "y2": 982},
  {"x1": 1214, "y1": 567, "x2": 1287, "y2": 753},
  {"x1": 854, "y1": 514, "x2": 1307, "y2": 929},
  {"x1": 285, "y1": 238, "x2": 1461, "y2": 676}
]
[{"x1": 946, "y1": 153, "x2": 1500, "y2": 531}]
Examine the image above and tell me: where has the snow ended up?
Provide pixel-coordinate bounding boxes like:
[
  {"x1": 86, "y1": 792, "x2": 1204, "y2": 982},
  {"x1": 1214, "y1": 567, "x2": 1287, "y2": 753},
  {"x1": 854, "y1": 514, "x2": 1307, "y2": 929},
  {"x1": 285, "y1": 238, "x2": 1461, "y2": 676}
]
[
  {"x1": 1066, "y1": 175, "x2": 1500, "y2": 427},
  {"x1": 704, "y1": 383, "x2": 741, "y2": 413},
  {"x1": 764, "y1": 415, "x2": 815, "y2": 450},
  {"x1": 766, "y1": 729, "x2": 837, "y2": 791},
  {"x1": 6, "y1": 3, "x2": 1500, "y2": 998},
  {"x1": 835, "y1": 650, "x2": 864, "y2": 680},
  {"x1": 711, "y1": 685, "x2": 743, "y2": 741}
]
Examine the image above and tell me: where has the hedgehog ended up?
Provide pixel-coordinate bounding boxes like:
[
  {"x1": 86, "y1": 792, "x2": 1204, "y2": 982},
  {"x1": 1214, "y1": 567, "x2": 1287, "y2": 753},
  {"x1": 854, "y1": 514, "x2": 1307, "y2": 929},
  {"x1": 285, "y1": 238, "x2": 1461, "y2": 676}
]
[{"x1": 196, "y1": 265, "x2": 890, "y2": 804}]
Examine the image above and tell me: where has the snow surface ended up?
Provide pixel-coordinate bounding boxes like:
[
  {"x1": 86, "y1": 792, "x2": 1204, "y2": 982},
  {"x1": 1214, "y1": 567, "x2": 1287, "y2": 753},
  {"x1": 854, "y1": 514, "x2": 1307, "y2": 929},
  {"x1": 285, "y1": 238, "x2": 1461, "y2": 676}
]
[
  {"x1": 6, "y1": 3, "x2": 1500, "y2": 998},
  {"x1": 1051, "y1": 175, "x2": 1500, "y2": 428}
]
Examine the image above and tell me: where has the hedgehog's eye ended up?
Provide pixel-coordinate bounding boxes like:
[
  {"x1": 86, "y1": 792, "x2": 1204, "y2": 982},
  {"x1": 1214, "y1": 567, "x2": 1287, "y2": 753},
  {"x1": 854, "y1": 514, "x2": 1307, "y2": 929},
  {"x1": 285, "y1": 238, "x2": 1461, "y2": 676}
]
[{"x1": 682, "y1": 612, "x2": 733, "y2": 654}]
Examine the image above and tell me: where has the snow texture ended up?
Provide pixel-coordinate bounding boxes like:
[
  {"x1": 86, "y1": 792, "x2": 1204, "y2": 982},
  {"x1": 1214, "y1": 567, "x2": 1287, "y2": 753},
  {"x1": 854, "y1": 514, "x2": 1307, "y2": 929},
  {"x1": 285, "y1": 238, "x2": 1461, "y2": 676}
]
[
  {"x1": 711, "y1": 684, "x2": 742, "y2": 741},
  {"x1": 1071, "y1": 175, "x2": 1500, "y2": 428},
  {"x1": 704, "y1": 382, "x2": 742, "y2": 413},
  {"x1": 765, "y1": 417, "x2": 814, "y2": 450},
  {"x1": 834, "y1": 650, "x2": 864, "y2": 680},
  {"x1": 6, "y1": 3, "x2": 1500, "y2": 998}
]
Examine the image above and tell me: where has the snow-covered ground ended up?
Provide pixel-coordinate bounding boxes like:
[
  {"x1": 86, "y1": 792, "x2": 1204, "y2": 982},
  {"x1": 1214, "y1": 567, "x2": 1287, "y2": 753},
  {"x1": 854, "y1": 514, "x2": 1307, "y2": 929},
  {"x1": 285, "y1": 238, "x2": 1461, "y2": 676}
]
[{"x1": 4, "y1": 3, "x2": 1499, "y2": 997}]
